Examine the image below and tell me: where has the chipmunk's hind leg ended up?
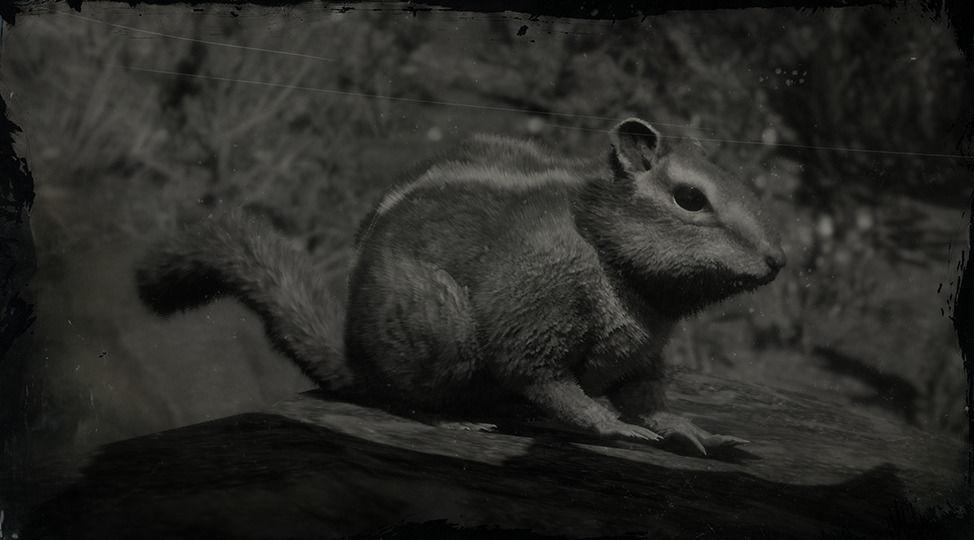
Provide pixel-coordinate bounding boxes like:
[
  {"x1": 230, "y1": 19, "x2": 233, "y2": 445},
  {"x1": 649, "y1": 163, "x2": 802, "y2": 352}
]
[{"x1": 346, "y1": 256, "x2": 483, "y2": 410}]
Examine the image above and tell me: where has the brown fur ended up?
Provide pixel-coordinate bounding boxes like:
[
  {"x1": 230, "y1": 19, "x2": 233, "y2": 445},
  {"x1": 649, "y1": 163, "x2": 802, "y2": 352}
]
[{"x1": 137, "y1": 117, "x2": 785, "y2": 449}]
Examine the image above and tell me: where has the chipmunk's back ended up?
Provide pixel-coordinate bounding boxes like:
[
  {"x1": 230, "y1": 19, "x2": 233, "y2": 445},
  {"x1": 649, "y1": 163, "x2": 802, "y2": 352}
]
[{"x1": 354, "y1": 135, "x2": 603, "y2": 285}]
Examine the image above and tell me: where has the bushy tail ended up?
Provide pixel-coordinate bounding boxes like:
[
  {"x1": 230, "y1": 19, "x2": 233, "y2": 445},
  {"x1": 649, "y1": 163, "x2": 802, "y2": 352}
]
[{"x1": 135, "y1": 211, "x2": 353, "y2": 390}]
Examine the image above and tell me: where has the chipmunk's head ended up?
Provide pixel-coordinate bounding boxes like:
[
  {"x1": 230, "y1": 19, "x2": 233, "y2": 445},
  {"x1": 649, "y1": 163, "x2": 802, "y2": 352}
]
[{"x1": 580, "y1": 117, "x2": 785, "y2": 315}]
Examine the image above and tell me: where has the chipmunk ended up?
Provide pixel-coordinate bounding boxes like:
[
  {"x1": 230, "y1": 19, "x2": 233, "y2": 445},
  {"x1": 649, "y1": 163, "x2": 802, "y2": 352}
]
[{"x1": 136, "y1": 117, "x2": 785, "y2": 457}]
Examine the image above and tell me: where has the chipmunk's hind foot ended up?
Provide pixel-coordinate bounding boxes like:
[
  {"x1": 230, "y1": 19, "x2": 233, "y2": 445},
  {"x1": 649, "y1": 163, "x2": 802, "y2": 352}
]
[{"x1": 347, "y1": 256, "x2": 483, "y2": 408}]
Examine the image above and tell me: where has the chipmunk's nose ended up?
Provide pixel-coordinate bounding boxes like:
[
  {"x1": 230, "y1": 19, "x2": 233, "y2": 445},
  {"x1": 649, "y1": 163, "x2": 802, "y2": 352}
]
[{"x1": 764, "y1": 245, "x2": 787, "y2": 273}]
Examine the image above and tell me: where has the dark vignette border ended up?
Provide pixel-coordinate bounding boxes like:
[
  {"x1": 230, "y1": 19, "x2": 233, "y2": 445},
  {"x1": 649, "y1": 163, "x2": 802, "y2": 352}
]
[{"x1": 0, "y1": 0, "x2": 972, "y2": 537}]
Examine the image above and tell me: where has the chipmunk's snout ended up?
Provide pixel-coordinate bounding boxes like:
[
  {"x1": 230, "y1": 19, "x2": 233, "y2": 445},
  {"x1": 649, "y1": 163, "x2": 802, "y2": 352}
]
[{"x1": 723, "y1": 199, "x2": 786, "y2": 281}]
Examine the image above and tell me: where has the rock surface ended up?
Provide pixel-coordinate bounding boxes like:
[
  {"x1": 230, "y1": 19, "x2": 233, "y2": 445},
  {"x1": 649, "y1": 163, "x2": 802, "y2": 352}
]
[{"x1": 20, "y1": 372, "x2": 972, "y2": 539}]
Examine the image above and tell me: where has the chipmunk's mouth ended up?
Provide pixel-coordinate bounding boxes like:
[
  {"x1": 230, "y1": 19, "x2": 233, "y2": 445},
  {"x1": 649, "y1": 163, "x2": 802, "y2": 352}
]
[
  {"x1": 733, "y1": 249, "x2": 785, "y2": 290},
  {"x1": 731, "y1": 266, "x2": 780, "y2": 291}
]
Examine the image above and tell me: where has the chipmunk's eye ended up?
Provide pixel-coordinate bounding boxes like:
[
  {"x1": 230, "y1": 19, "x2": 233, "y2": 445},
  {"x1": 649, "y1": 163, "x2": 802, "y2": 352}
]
[{"x1": 673, "y1": 185, "x2": 709, "y2": 212}]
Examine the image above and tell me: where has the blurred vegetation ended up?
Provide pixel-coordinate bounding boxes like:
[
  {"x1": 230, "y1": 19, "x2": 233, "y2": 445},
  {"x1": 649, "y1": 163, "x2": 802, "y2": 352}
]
[{"x1": 1, "y1": 2, "x2": 970, "y2": 453}]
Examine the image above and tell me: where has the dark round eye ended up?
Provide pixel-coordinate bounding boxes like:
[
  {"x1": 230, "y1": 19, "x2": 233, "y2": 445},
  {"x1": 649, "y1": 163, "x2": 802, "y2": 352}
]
[{"x1": 673, "y1": 185, "x2": 709, "y2": 212}]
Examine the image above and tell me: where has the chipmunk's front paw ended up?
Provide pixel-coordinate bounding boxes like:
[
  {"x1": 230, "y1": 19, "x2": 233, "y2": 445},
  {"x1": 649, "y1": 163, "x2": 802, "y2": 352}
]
[{"x1": 643, "y1": 412, "x2": 748, "y2": 457}]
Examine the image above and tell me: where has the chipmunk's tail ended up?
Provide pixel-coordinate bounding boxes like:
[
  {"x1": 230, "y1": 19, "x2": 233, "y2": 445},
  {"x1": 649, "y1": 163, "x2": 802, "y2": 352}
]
[{"x1": 135, "y1": 211, "x2": 353, "y2": 390}]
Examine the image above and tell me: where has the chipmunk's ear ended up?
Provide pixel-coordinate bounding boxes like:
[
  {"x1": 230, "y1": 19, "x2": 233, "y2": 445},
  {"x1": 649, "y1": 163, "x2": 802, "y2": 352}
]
[{"x1": 609, "y1": 117, "x2": 662, "y2": 176}]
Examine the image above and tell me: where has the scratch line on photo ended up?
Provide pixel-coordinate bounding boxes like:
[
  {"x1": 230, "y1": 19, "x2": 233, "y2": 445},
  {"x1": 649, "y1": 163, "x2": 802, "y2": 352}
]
[
  {"x1": 59, "y1": 10, "x2": 338, "y2": 63},
  {"x1": 104, "y1": 63, "x2": 710, "y2": 130}
]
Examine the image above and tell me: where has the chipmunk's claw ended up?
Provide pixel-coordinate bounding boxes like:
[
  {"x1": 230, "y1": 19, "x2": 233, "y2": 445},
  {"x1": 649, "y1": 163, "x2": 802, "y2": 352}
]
[
  {"x1": 596, "y1": 420, "x2": 663, "y2": 443},
  {"x1": 707, "y1": 434, "x2": 750, "y2": 446},
  {"x1": 643, "y1": 412, "x2": 747, "y2": 458},
  {"x1": 436, "y1": 421, "x2": 498, "y2": 432}
]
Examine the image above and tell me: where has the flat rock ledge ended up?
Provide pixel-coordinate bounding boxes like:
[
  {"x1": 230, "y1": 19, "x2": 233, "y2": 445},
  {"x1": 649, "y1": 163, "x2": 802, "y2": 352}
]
[{"x1": 21, "y1": 372, "x2": 972, "y2": 539}]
